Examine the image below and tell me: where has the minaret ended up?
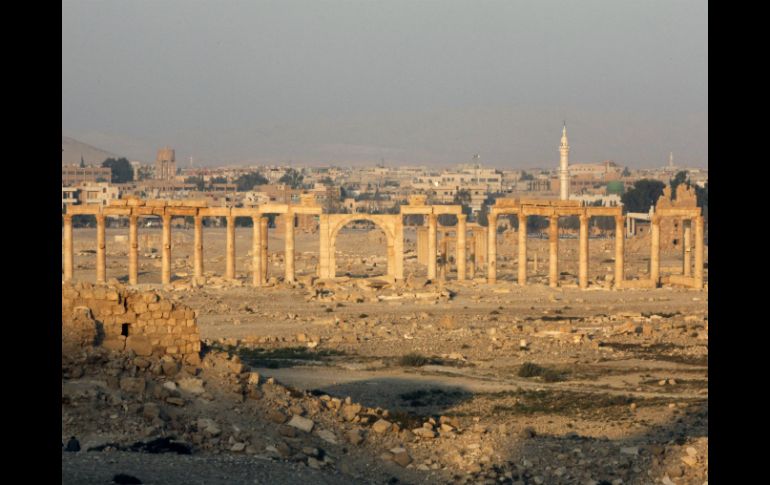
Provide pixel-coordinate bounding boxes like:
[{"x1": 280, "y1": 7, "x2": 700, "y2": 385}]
[{"x1": 559, "y1": 123, "x2": 570, "y2": 200}]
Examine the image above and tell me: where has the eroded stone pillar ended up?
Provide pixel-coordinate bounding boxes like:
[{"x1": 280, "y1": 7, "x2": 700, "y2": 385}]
[
  {"x1": 96, "y1": 213, "x2": 106, "y2": 284},
  {"x1": 427, "y1": 214, "x2": 437, "y2": 280},
  {"x1": 487, "y1": 214, "x2": 498, "y2": 283},
  {"x1": 548, "y1": 215, "x2": 559, "y2": 288},
  {"x1": 650, "y1": 215, "x2": 660, "y2": 286},
  {"x1": 518, "y1": 213, "x2": 527, "y2": 286},
  {"x1": 194, "y1": 215, "x2": 203, "y2": 280},
  {"x1": 252, "y1": 215, "x2": 262, "y2": 286},
  {"x1": 474, "y1": 227, "x2": 487, "y2": 269},
  {"x1": 416, "y1": 226, "x2": 428, "y2": 266},
  {"x1": 225, "y1": 215, "x2": 236, "y2": 280},
  {"x1": 694, "y1": 215, "x2": 704, "y2": 288},
  {"x1": 394, "y1": 219, "x2": 404, "y2": 280},
  {"x1": 128, "y1": 215, "x2": 138, "y2": 285},
  {"x1": 261, "y1": 217, "x2": 269, "y2": 281},
  {"x1": 285, "y1": 212, "x2": 295, "y2": 282},
  {"x1": 161, "y1": 214, "x2": 171, "y2": 285},
  {"x1": 387, "y1": 240, "x2": 396, "y2": 278},
  {"x1": 614, "y1": 215, "x2": 624, "y2": 288},
  {"x1": 63, "y1": 214, "x2": 73, "y2": 282},
  {"x1": 468, "y1": 233, "x2": 476, "y2": 279},
  {"x1": 578, "y1": 214, "x2": 589, "y2": 289},
  {"x1": 456, "y1": 215, "x2": 467, "y2": 280},
  {"x1": 439, "y1": 231, "x2": 448, "y2": 281},
  {"x1": 683, "y1": 218, "x2": 692, "y2": 277}
]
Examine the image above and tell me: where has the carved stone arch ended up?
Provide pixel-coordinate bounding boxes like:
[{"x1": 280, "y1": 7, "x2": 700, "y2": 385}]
[
  {"x1": 329, "y1": 215, "x2": 396, "y2": 279},
  {"x1": 319, "y1": 214, "x2": 403, "y2": 280},
  {"x1": 329, "y1": 214, "x2": 395, "y2": 246}
]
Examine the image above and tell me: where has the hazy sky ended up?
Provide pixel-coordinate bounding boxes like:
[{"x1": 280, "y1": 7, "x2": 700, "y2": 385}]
[{"x1": 62, "y1": 1, "x2": 707, "y2": 169}]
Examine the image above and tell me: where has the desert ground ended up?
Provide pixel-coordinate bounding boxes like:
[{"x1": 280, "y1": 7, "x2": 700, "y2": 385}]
[{"x1": 62, "y1": 225, "x2": 707, "y2": 485}]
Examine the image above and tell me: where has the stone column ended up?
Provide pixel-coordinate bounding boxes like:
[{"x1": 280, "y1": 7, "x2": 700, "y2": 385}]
[
  {"x1": 694, "y1": 215, "x2": 704, "y2": 288},
  {"x1": 650, "y1": 215, "x2": 660, "y2": 286},
  {"x1": 161, "y1": 214, "x2": 171, "y2": 285},
  {"x1": 614, "y1": 215, "x2": 624, "y2": 288},
  {"x1": 518, "y1": 213, "x2": 527, "y2": 286},
  {"x1": 285, "y1": 211, "x2": 295, "y2": 282},
  {"x1": 578, "y1": 213, "x2": 589, "y2": 289},
  {"x1": 261, "y1": 217, "x2": 269, "y2": 281},
  {"x1": 225, "y1": 215, "x2": 236, "y2": 280},
  {"x1": 474, "y1": 227, "x2": 487, "y2": 268},
  {"x1": 456, "y1": 214, "x2": 467, "y2": 280},
  {"x1": 193, "y1": 215, "x2": 203, "y2": 280},
  {"x1": 683, "y1": 218, "x2": 692, "y2": 277},
  {"x1": 416, "y1": 227, "x2": 428, "y2": 266},
  {"x1": 252, "y1": 215, "x2": 262, "y2": 286},
  {"x1": 439, "y1": 231, "x2": 448, "y2": 281},
  {"x1": 63, "y1": 214, "x2": 73, "y2": 282},
  {"x1": 427, "y1": 214, "x2": 437, "y2": 280},
  {"x1": 468, "y1": 233, "x2": 476, "y2": 279},
  {"x1": 548, "y1": 215, "x2": 559, "y2": 288},
  {"x1": 96, "y1": 213, "x2": 106, "y2": 284},
  {"x1": 394, "y1": 219, "x2": 404, "y2": 280},
  {"x1": 487, "y1": 213, "x2": 498, "y2": 283},
  {"x1": 128, "y1": 215, "x2": 138, "y2": 285}
]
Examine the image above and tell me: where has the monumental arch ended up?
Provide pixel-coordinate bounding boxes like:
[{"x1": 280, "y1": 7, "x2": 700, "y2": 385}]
[{"x1": 318, "y1": 214, "x2": 403, "y2": 280}]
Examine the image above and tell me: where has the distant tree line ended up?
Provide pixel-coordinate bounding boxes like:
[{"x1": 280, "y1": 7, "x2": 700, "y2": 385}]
[{"x1": 102, "y1": 158, "x2": 133, "y2": 184}]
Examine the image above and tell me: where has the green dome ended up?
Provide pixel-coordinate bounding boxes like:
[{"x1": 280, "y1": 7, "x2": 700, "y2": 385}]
[{"x1": 606, "y1": 181, "x2": 624, "y2": 195}]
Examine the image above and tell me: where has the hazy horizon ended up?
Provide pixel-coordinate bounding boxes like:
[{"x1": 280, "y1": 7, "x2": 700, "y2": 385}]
[{"x1": 62, "y1": 1, "x2": 707, "y2": 169}]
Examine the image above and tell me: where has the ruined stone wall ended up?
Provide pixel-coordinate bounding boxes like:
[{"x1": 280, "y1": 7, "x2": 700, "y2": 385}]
[
  {"x1": 626, "y1": 218, "x2": 685, "y2": 254},
  {"x1": 62, "y1": 282, "x2": 201, "y2": 364}
]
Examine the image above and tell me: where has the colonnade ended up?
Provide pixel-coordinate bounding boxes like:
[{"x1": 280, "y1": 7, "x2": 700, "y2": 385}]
[{"x1": 62, "y1": 195, "x2": 705, "y2": 290}]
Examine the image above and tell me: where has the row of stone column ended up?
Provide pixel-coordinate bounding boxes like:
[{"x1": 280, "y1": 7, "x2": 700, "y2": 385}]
[
  {"x1": 62, "y1": 213, "x2": 297, "y2": 286},
  {"x1": 487, "y1": 213, "x2": 626, "y2": 289}
]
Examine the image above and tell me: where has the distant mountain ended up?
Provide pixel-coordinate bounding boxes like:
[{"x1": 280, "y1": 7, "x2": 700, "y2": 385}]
[{"x1": 61, "y1": 136, "x2": 119, "y2": 166}]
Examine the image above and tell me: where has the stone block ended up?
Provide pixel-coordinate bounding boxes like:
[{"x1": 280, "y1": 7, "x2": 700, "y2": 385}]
[
  {"x1": 102, "y1": 337, "x2": 125, "y2": 351},
  {"x1": 120, "y1": 377, "x2": 146, "y2": 394},
  {"x1": 126, "y1": 335, "x2": 153, "y2": 356}
]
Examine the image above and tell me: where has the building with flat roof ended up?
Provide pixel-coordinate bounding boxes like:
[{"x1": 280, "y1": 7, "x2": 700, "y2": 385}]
[{"x1": 62, "y1": 165, "x2": 112, "y2": 186}]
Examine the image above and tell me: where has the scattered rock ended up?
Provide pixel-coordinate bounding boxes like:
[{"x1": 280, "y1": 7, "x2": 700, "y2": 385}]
[
  {"x1": 316, "y1": 429, "x2": 337, "y2": 444},
  {"x1": 346, "y1": 428, "x2": 364, "y2": 445},
  {"x1": 177, "y1": 378, "x2": 205, "y2": 395},
  {"x1": 287, "y1": 415, "x2": 315, "y2": 433},
  {"x1": 65, "y1": 437, "x2": 80, "y2": 452},
  {"x1": 372, "y1": 419, "x2": 392, "y2": 434}
]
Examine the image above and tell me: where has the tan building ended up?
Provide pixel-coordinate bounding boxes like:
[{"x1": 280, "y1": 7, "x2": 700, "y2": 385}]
[
  {"x1": 62, "y1": 165, "x2": 113, "y2": 186},
  {"x1": 62, "y1": 186, "x2": 79, "y2": 210},
  {"x1": 76, "y1": 182, "x2": 120, "y2": 206},
  {"x1": 155, "y1": 147, "x2": 176, "y2": 181},
  {"x1": 568, "y1": 160, "x2": 622, "y2": 179}
]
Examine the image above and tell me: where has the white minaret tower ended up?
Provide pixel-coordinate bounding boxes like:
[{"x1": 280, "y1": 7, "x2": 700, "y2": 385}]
[{"x1": 559, "y1": 122, "x2": 570, "y2": 200}]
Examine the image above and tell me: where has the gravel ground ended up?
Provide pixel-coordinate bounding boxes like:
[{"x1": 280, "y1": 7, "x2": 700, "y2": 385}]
[{"x1": 62, "y1": 451, "x2": 364, "y2": 485}]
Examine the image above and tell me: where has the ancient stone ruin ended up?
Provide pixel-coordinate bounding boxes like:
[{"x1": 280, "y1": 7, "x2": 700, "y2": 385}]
[
  {"x1": 63, "y1": 191, "x2": 703, "y2": 290},
  {"x1": 62, "y1": 281, "x2": 201, "y2": 364}
]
